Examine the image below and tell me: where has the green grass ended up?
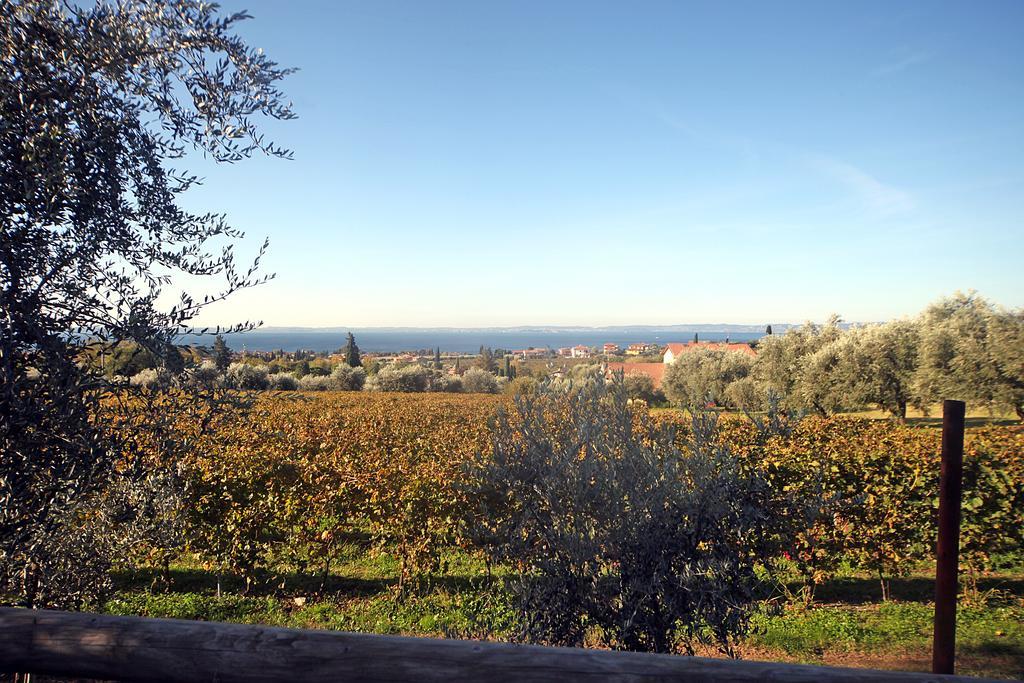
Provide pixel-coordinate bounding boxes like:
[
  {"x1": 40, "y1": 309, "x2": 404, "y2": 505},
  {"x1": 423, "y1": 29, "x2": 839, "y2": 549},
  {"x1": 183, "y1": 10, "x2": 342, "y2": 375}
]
[
  {"x1": 746, "y1": 601, "x2": 1024, "y2": 679},
  {"x1": 751, "y1": 601, "x2": 1024, "y2": 655},
  {"x1": 100, "y1": 551, "x2": 1024, "y2": 680}
]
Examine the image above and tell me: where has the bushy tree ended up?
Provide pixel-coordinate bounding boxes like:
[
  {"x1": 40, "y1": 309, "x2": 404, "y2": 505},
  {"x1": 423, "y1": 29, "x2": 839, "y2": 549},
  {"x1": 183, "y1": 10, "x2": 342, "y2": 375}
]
[
  {"x1": 268, "y1": 373, "x2": 298, "y2": 391},
  {"x1": 189, "y1": 360, "x2": 222, "y2": 386},
  {"x1": 752, "y1": 317, "x2": 843, "y2": 414},
  {"x1": 298, "y1": 375, "x2": 334, "y2": 392},
  {"x1": 795, "y1": 337, "x2": 856, "y2": 416},
  {"x1": 103, "y1": 342, "x2": 160, "y2": 378},
  {"x1": 225, "y1": 363, "x2": 270, "y2": 391},
  {"x1": 428, "y1": 372, "x2": 463, "y2": 393},
  {"x1": 842, "y1": 320, "x2": 921, "y2": 420},
  {"x1": 723, "y1": 376, "x2": 769, "y2": 411},
  {"x1": 369, "y1": 364, "x2": 429, "y2": 392},
  {"x1": 621, "y1": 372, "x2": 660, "y2": 404},
  {"x1": 915, "y1": 293, "x2": 1024, "y2": 419},
  {"x1": 331, "y1": 363, "x2": 367, "y2": 391},
  {"x1": 507, "y1": 375, "x2": 539, "y2": 396},
  {"x1": 663, "y1": 348, "x2": 753, "y2": 408},
  {"x1": 461, "y1": 367, "x2": 501, "y2": 394},
  {"x1": 129, "y1": 368, "x2": 172, "y2": 390},
  {"x1": 989, "y1": 309, "x2": 1024, "y2": 420},
  {"x1": 1, "y1": 0, "x2": 292, "y2": 608},
  {"x1": 477, "y1": 347, "x2": 497, "y2": 372},
  {"x1": 466, "y1": 378, "x2": 779, "y2": 654}
]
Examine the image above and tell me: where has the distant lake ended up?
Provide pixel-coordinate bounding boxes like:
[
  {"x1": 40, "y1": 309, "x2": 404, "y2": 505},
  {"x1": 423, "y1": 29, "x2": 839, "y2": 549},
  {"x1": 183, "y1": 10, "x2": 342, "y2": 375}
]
[{"x1": 184, "y1": 329, "x2": 765, "y2": 354}]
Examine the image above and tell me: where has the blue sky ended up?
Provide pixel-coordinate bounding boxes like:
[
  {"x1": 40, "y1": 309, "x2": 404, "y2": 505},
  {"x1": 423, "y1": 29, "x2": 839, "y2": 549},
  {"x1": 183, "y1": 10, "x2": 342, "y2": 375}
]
[{"x1": 182, "y1": 1, "x2": 1024, "y2": 327}]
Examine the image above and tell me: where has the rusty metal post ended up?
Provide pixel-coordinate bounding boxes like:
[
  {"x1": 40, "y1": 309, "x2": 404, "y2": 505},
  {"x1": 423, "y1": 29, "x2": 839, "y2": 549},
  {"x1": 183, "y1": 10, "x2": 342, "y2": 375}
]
[{"x1": 933, "y1": 399, "x2": 966, "y2": 675}]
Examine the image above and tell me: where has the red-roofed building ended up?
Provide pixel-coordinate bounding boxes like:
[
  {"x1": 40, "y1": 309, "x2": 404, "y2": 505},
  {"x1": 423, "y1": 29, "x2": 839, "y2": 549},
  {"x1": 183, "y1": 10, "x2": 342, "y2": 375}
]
[
  {"x1": 625, "y1": 342, "x2": 659, "y2": 356},
  {"x1": 604, "y1": 362, "x2": 666, "y2": 388},
  {"x1": 603, "y1": 343, "x2": 620, "y2": 355},
  {"x1": 663, "y1": 341, "x2": 756, "y2": 364}
]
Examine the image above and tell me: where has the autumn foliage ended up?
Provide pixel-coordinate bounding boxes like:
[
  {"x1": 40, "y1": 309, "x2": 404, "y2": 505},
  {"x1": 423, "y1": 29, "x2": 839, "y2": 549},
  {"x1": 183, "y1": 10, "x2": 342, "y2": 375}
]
[{"x1": 114, "y1": 393, "x2": 1022, "y2": 602}]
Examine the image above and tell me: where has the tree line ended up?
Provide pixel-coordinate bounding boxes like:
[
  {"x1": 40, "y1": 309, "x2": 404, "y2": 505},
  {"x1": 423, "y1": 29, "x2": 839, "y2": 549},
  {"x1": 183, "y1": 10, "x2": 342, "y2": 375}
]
[{"x1": 663, "y1": 292, "x2": 1023, "y2": 420}]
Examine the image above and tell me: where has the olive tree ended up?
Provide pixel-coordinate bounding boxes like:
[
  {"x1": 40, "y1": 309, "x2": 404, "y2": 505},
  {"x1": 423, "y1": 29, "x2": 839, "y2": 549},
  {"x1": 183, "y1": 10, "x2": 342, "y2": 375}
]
[
  {"x1": 752, "y1": 317, "x2": 843, "y2": 415},
  {"x1": 369, "y1": 364, "x2": 429, "y2": 392},
  {"x1": 465, "y1": 378, "x2": 780, "y2": 654},
  {"x1": 781, "y1": 318, "x2": 920, "y2": 420},
  {"x1": 988, "y1": 308, "x2": 1024, "y2": 420},
  {"x1": 1, "y1": 0, "x2": 293, "y2": 607},
  {"x1": 843, "y1": 320, "x2": 921, "y2": 420},
  {"x1": 915, "y1": 293, "x2": 1024, "y2": 419},
  {"x1": 794, "y1": 336, "x2": 856, "y2": 417},
  {"x1": 663, "y1": 348, "x2": 753, "y2": 408},
  {"x1": 622, "y1": 372, "x2": 660, "y2": 404},
  {"x1": 461, "y1": 367, "x2": 501, "y2": 394},
  {"x1": 331, "y1": 363, "x2": 367, "y2": 391},
  {"x1": 225, "y1": 362, "x2": 270, "y2": 390}
]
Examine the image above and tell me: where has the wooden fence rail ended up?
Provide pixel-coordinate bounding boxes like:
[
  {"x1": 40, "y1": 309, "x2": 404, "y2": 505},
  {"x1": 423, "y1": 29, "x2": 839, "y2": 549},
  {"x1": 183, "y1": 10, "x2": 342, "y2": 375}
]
[{"x1": 0, "y1": 608, "x2": 1012, "y2": 683}]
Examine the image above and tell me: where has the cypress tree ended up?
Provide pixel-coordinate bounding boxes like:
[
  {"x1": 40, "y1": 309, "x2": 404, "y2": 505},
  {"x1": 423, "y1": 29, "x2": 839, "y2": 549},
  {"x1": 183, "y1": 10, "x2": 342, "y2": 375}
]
[
  {"x1": 213, "y1": 334, "x2": 231, "y2": 372},
  {"x1": 504, "y1": 355, "x2": 513, "y2": 379},
  {"x1": 434, "y1": 346, "x2": 442, "y2": 370},
  {"x1": 766, "y1": 324, "x2": 773, "y2": 335},
  {"x1": 343, "y1": 332, "x2": 362, "y2": 367},
  {"x1": 693, "y1": 332, "x2": 699, "y2": 344}
]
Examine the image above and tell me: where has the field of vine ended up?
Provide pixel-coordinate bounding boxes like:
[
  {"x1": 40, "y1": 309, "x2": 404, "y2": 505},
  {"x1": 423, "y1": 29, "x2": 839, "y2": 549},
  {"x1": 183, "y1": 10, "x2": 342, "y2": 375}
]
[{"x1": 107, "y1": 391, "x2": 1024, "y2": 677}]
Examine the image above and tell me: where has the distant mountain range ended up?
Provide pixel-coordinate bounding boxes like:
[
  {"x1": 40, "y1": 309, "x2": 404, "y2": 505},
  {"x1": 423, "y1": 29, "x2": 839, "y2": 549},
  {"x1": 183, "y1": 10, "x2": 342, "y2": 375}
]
[{"x1": 250, "y1": 323, "x2": 801, "y2": 334}]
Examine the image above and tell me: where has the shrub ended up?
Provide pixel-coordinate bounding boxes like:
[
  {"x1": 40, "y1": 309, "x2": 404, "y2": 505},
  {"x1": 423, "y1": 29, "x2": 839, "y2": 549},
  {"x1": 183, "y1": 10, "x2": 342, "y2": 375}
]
[
  {"x1": 466, "y1": 378, "x2": 779, "y2": 654},
  {"x1": 268, "y1": 373, "x2": 298, "y2": 391},
  {"x1": 189, "y1": 360, "x2": 222, "y2": 389},
  {"x1": 225, "y1": 363, "x2": 269, "y2": 391},
  {"x1": 369, "y1": 364, "x2": 429, "y2": 392},
  {"x1": 622, "y1": 372, "x2": 660, "y2": 404},
  {"x1": 461, "y1": 368, "x2": 501, "y2": 394},
  {"x1": 298, "y1": 375, "x2": 334, "y2": 392},
  {"x1": 129, "y1": 368, "x2": 171, "y2": 390},
  {"x1": 331, "y1": 363, "x2": 366, "y2": 391},
  {"x1": 428, "y1": 373, "x2": 463, "y2": 393},
  {"x1": 507, "y1": 376, "x2": 538, "y2": 396}
]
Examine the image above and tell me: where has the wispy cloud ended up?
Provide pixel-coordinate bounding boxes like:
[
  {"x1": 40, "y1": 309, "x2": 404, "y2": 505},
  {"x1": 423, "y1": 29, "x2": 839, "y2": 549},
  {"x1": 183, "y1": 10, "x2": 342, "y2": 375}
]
[
  {"x1": 872, "y1": 50, "x2": 933, "y2": 77},
  {"x1": 651, "y1": 105, "x2": 760, "y2": 170},
  {"x1": 807, "y1": 156, "x2": 915, "y2": 215}
]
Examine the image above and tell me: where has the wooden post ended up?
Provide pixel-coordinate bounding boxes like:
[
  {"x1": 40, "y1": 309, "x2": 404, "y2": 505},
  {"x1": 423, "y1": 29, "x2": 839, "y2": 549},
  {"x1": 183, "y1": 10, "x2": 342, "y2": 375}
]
[{"x1": 932, "y1": 399, "x2": 965, "y2": 675}]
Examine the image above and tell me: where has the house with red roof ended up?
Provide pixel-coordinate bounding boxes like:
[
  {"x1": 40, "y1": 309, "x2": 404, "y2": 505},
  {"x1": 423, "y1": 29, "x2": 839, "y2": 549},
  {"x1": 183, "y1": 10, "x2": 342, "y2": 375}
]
[
  {"x1": 604, "y1": 362, "x2": 666, "y2": 388},
  {"x1": 625, "y1": 342, "x2": 659, "y2": 356}
]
